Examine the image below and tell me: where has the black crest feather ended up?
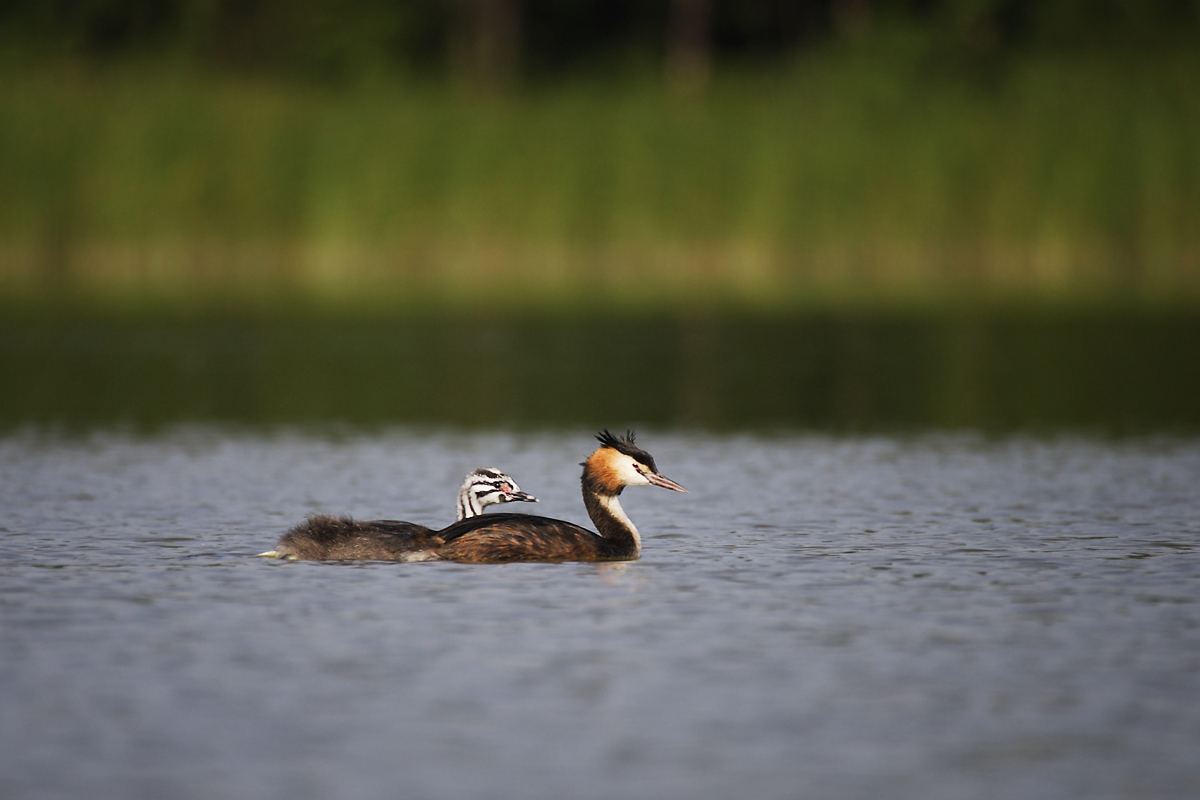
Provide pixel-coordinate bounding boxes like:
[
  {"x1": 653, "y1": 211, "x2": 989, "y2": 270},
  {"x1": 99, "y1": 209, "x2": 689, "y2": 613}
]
[{"x1": 595, "y1": 429, "x2": 658, "y2": 473}]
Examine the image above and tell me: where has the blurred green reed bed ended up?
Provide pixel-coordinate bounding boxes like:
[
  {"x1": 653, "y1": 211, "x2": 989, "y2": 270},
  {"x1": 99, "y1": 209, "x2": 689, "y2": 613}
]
[{"x1": 1, "y1": 51, "x2": 1199, "y2": 311}]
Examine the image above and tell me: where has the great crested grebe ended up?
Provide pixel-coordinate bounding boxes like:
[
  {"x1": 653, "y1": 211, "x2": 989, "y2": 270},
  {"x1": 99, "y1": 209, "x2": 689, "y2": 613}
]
[
  {"x1": 260, "y1": 468, "x2": 536, "y2": 561},
  {"x1": 401, "y1": 430, "x2": 685, "y2": 563}
]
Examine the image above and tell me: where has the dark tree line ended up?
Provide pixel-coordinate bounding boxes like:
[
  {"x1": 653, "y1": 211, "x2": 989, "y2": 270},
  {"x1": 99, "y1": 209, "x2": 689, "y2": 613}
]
[{"x1": 2, "y1": 0, "x2": 1197, "y2": 86}]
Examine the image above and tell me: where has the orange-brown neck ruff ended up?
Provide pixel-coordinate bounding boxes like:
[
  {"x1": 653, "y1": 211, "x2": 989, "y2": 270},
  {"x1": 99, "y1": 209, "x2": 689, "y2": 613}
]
[{"x1": 583, "y1": 446, "x2": 628, "y2": 496}]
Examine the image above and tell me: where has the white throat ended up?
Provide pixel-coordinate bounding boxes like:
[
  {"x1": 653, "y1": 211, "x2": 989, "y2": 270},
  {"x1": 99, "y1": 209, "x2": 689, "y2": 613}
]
[{"x1": 599, "y1": 494, "x2": 640, "y2": 553}]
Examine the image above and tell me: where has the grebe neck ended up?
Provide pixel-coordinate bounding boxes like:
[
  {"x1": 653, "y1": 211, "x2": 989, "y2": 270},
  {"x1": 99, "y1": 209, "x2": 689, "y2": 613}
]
[
  {"x1": 456, "y1": 491, "x2": 479, "y2": 521},
  {"x1": 583, "y1": 488, "x2": 641, "y2": 558}
]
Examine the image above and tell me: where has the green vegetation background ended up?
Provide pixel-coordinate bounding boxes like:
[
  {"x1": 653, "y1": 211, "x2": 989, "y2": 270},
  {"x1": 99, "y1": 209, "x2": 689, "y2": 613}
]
[{"x1": 2, "y1": 3, "x2": 1199, "y2": 314}]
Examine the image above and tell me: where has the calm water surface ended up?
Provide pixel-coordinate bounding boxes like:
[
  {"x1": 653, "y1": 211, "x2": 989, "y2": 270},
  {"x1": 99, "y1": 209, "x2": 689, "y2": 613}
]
[{"x1": 1, "y1": 427, "x2": 1198, "y2": 800}]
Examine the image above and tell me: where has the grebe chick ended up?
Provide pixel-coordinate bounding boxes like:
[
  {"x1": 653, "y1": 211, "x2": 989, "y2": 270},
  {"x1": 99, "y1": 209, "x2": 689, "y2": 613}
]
[
  {"x1": 408, "y1": 430, "x2": 685, "y2": 564},
  {"x1": 261, "y1": 468, "x2": 536, "y2": 561}
]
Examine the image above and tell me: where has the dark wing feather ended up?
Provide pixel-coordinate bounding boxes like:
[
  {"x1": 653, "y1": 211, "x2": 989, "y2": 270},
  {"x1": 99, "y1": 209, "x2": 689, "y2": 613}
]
[
  {"x1": 273, "y1": 515, "x2": 443, "y2": 560},
  {"x1": 436, "y1": 512, "x2": 590, "y2": 543},
  {"x1": 435, "y1": 513, "x2": 631, "y2": 563}
]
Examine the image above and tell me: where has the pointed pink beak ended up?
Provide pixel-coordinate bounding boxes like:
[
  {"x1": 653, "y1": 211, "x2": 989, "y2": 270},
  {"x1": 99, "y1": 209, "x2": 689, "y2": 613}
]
[{"x1": 647, "y1": 472, "x2": 688, "y2": 493}]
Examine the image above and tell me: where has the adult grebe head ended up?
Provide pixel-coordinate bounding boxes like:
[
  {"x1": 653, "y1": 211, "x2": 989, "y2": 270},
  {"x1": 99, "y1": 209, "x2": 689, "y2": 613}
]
[{"x1": 584, "y1": 430, "x2": 688, "y2": 496}]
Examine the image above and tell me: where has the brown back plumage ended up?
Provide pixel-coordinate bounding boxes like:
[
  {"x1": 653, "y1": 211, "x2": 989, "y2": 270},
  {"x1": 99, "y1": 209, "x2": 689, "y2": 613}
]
[
  {"x1": 434, "y1": 513, "x2": 622, "y2": 563},
  {"x1": 272, "y1": 515, "x2": 445, "y2": 560}
]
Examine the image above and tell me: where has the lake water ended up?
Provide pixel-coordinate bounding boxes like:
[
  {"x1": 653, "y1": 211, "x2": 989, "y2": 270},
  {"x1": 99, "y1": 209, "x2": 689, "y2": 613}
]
[{"x1": 2, "y1": 426, "x2": 1198, "y2": 800}]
